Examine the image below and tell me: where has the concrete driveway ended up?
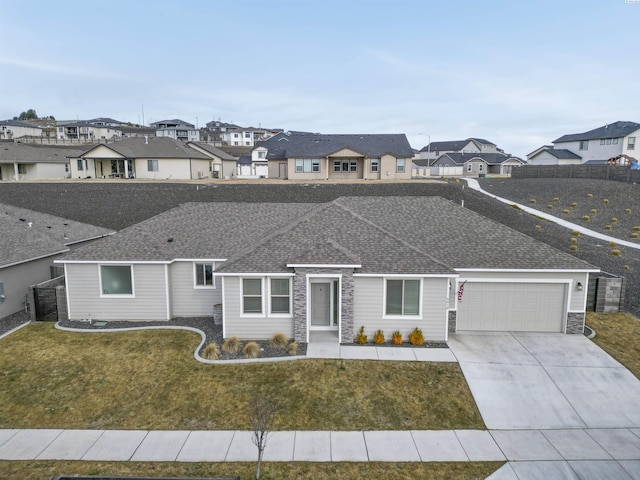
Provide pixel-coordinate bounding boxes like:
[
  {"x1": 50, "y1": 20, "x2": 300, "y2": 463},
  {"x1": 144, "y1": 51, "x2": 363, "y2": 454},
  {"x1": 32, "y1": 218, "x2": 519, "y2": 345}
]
[{"x1": 448, "y1": 332, "x2": 640, "y2": 430}]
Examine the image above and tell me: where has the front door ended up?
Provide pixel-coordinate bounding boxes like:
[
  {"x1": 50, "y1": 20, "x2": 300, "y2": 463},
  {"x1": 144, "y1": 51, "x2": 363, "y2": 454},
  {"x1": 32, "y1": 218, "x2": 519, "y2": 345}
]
[{"x1": 311, "y1": 283, "x2": 331, "y2": 327}]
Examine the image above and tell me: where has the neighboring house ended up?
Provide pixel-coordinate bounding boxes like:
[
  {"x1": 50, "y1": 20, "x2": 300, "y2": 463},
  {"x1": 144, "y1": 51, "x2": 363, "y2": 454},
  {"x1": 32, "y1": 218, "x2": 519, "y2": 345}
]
[
  {"x1": 56, "y1": 197, "x2": 597, "y2": 344},
  {"x1": 187, "y1": 142, "x2": 238, "y2": 178},
  {"x1": 151, "y1": 119, "x2": 200, "y2": 142},
  {"x1": 429, "y1": 152, "x2": 525, "y2": 176},
  {"x1": 56, "y1": 121, "x2": 122, "y2": 143},
  {"x1": 87, "y1": 117, "x2": 128, "y2": 128},
  {"x1": 0, "y1": 203, "x2": 113, "y2": 320},
  {"x1": 220, "y1": 127, "x2": 276, "y2": 147},
  {"x1": 258, "y1": 132, "x2": 414, "y2": 180},
  {"x1": 528, "y1": 121, "x2": 640, "y2": 165},
  {"x1": 0, "y1": 143, "x2": 83, "y2": 181},
  {"x1": 418, "y1": 138, "x2": 499, "y2": 162},
  {"x1": 0, "y1": 120, "x2": 43, "y2": 140},
  {"x1": 69, "y1": 137, "x2": 211, "y2": 179}
]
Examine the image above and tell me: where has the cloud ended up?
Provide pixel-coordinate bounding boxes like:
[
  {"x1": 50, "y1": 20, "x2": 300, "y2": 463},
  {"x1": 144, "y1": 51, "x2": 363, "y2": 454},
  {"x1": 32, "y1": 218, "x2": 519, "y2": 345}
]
[{"x1": 0, "y1": 56, "x2": 137, "y2": 82}]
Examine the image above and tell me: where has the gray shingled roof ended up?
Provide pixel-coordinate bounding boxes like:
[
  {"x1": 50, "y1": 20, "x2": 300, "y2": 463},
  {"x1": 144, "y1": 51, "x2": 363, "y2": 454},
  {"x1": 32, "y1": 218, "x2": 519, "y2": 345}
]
[
  {"x1": 188, "y1": 142, "x2": 237, "y2": 160},
  {"x1": 0, "y1": 120, "x2": 42, "y2": 128},
  {"x1": 259, "y1": 133, "x2": 414, "y2": 160},
  {"x1": 0, "y1": 203, "x2": 114, "y2": 268},
  {"x1": 77, "y1": 137, "x2": 209, "y2": 159},
  {"x1": 419, "y1": 138, "x2": 496, "y2": 153},
  {"x1": 537, "y1": 148, "x2": 582, "y2": 160},
  {"x1": 553, "y1": 121, "x2": 640, "y2": 143},
  {"x1": 150, "y1": 119, "x2": 195, "y2": 128},
  {"x1": 0, "y1": 143, "x2": 84, "y2": 164},
  {"x1": 433, "y1": 152, "x2": 523, "y2": 166},
  {"x1": 58, "y1": 197, "x2": 594, "y2": 273}
]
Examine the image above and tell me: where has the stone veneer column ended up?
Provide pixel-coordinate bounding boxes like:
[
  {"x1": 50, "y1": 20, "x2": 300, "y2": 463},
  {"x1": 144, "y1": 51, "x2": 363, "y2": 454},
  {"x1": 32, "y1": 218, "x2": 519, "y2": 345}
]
[
  {"x1": 566, "y1": 312, "x2": 585, "y2": 334},
  {"x1": 292, "y1": 267, "x2": 355, "y2": 344},
  {"x1": 448, "y1": 311, "x2": 457, "y2": 333}
]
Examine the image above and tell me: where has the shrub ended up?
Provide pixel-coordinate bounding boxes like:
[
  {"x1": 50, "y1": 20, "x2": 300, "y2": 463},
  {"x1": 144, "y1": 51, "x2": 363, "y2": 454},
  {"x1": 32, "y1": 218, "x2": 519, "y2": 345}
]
[
  {"x1": 373, "y1": 329, "x2": 385, "y2": 345},
  {"x1": 535, "y1": 225, "x2": 542, "y2": 230},
  {"x1": 611, "y1": 249, "x2": 621, "y2": 256},
  {"x1": 243, "y1": 342, "x2": 260, "y2": 359},
  {"x1": 530, "y1": 199, "x2": 536, "y2": 204},
  {"x1": 391, "y1": 330, "x2": 403, "y2": 345},
  {"x1": 582, "y1": 215, "x2": 590, "y2": 221},
  {"x1": 603, "y1": 199, "x2": 609, "y2": 204},
  {"x1": 624, "y1": 265, "x2": 630, "y2": 270},
  {"x1": 553, "y1": 197, "x2": 560, "y2": 202},
  {"x1": 572, "y1": 230, "x2": 580, "y2": 236},
  {"x1": 202, "y1": 343, "x2": 220, "y2": 360},
  {"x1": 287, "y1": 342, "x2": 299, "y2": 356},
  {"x1": 604, "y1": 225, "x2": 612, "y2": 230},
  {"x1": 547, "y1": 204, "x2": 553, "y2": 209},
  {"x1": 633, "y1": 226, "x2": 640, "y2": 232},
  {"x1": 269, "y1": 332, "x2": 288, "y2": 349},
  {"x1": 609, "y1": 241, "x2": 617, "y2": 247},
  {"x1": 587, "y1": 193, "x2": 593, "y2": 198},
  {"x1": 563, "y1": 209, "x2": 571, "y2": 214},
  {"x1": 632, "y1": 233, "x2": 639, "y2": 239},
  {"x1": 590, "y1": 209, "x2": 597, "y2": 214},
  {"x1": 222, "y1": 336, "x2": 242, "y2": 353},
  {"x1": 570, "y1": 237, "x2": 578, "y2": 243},
  {"x1": 408, "y1": 327, "x2": 424, "y2": 346},
  {"x1": 612, "y1": 217, "x2": 618, "y2": 223},
  {"x1": 570, "y1": 245, "x2": 578, "y2": 251},
  {"x1": 355, "y1": 325, "x2": 367, "y2": 344},
  {"x1": 571, "y1": 202, "x2": 578, "y2": 207},
  {"x1": 625, "y1": 208, "x2": 632, "y2": 214}
]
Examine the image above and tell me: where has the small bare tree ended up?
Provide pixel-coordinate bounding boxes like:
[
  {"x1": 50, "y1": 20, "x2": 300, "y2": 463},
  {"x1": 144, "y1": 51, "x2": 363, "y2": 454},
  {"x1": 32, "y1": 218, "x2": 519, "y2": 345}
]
[{"x1": 249, "y1": 394, "x2": 276, "y2": 480}]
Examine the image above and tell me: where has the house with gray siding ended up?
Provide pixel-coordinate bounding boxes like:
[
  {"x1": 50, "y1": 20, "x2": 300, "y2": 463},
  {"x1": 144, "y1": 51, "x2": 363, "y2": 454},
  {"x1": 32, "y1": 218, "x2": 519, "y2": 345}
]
[
  {"x1": 429, "y1": 152, "x2": 525, "y2": 176},
  {"x1": 56, "y1": 197, "x2": 597, "y2": 343}
]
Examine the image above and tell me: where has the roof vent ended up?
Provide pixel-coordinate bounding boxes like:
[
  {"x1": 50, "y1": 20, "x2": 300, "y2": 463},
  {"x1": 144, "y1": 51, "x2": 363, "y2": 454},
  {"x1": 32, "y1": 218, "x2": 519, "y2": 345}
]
[
  {"x1": 144, "y1": 135, "x2": 149, "y2": 144},
  {"x1": 167, "y1": 237, "x2": 174, "y2": 243},
  {"x1": 19, "y1": 218, "x2": 25, "y2": 222},
  {"x1": 27, "y1": 222, "x2": 32, "y2": 228}
]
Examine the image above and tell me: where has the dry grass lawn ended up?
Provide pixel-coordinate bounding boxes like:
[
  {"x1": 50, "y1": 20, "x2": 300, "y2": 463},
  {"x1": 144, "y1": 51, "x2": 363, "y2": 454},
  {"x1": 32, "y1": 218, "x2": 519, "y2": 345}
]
[
  {"x1": 587, "y1": 311, "x2": 640, "y2": 379},
  {"x1": 0, "y1": 460, "x2": 503, "y2": 480},
  {"x1": 0, "y1": 323, "x2": 483, "y2": 431}
]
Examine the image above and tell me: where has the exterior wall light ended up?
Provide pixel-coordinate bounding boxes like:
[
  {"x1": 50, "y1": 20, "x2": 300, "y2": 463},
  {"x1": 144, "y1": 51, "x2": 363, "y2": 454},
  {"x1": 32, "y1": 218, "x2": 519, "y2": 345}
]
[{"x1": 576, "y1": 282, "x2": 583, "y2": 291}]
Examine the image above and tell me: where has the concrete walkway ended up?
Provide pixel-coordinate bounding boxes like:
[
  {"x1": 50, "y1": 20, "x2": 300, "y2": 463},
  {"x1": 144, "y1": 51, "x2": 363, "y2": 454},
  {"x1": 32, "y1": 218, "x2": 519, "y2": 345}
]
[{"x1": 464, "y1": 178, "x2": 640, "y2": 250}]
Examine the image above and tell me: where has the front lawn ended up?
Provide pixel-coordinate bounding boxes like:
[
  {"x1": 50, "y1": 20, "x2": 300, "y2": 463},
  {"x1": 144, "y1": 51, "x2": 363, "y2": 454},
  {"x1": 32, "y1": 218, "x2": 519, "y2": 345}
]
[
  {"x1": 0, "y1": 323, "x2": 483, "y2": 431},
  {"x1": 586, "y1": 311, "x2": 640, "y2": 379}
]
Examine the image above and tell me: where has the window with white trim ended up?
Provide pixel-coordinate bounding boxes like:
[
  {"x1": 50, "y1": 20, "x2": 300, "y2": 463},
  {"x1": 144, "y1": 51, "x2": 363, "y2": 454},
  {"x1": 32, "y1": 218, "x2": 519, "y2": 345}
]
[
  {"x1": 77, "y1": 159, "x2": 84, "y2": 171},
  {"x1": 579, "y1": 140, "x2": 588, "y2": 150},
  {"x1": 258, "y1": 151, "x2": 266, "y2": 159},
  {"x1": 629, "y1": 137, "x2": 636, "y2": 150},
  {"x1": 466, "y1": 163, "x2": 472, "y2": 172},
  {"x1": 100, "y1": 265, "x2": 133, "y2": 296},
  {"x1": 396, "y1": 158, "x2": 406, "y2": 173},
  {"x1": 333, "y1": 159, "x2": 357, "y2": 172},
  {"x1": 17, "y1": 164, "x2": 27, "y2": 174},
  {"x1": 147, "y1": 159, "x2": 159, "y2": 172},
  {"x1": 242, "y1": 278, "x2": 262, "y2": 314},
  {"x1": 295, "y1": 159, "x2": 320, "y2": 173},
  {"x1": 385, "y1": 279, "x2": 420, "y2": 315},
  {"x1": 270, "y1": 278, "x2": 290, "y2": 314},
  {"x1": 370, "y1": 159, "x2": 379, "y2": 173},
  {"x1": 194, "y1": 263, "x2": 215, "y2": 287}
]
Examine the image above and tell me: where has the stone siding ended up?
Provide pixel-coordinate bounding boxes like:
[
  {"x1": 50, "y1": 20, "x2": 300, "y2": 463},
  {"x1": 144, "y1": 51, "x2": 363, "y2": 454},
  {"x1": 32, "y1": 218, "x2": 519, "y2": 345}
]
[
  {"x1": 595, "y1": 277, "x2": 624, "y2": 313},
  {"x1": 566, "y1": 312, "x2": 585, "y2": 334},
  {"x1": 448, "y1": 310, "x2": 457, "y2": 332}
]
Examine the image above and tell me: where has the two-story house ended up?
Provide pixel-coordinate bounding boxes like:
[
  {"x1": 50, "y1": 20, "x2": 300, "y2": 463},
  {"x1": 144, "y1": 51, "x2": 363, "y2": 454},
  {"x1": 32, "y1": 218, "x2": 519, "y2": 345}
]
[
  {"x1": 151, "y1": 119, "x2": 200, "y2": 142},
  {"x1": 220, "y1": 127, "x2": 277, "y2": 147},
  {"x1": 0, "y1": 120, "x2": 43, "y2": 140},
  {"x1": 527, "y1": 121, "x2": 640, "y2": 165},
  {"x1": 56, "y1": 121, "x2": 122, "y2": 143},
  {"x1": 418, "y1": 138, "x2": 499, "y2": 163}
]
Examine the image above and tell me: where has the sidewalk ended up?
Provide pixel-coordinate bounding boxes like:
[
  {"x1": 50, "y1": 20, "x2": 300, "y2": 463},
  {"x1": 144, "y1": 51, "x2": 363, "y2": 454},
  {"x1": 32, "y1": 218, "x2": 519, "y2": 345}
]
[{"x1": 464, "y1": 178, "x2": 640, "y2": 250}]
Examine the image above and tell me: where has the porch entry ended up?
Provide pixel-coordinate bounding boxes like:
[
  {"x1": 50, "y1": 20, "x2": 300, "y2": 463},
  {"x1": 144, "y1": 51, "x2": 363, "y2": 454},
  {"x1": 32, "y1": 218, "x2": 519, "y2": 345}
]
[{"x1": 310, "y1": 279, "x2": 339, "y2": 329}]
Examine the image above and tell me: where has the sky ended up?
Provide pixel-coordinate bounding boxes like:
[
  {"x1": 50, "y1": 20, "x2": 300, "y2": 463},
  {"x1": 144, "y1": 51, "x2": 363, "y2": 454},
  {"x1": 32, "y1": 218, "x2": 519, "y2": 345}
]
[{"x1": 0, "y1": 0, "x2": 638, "y2": 157}]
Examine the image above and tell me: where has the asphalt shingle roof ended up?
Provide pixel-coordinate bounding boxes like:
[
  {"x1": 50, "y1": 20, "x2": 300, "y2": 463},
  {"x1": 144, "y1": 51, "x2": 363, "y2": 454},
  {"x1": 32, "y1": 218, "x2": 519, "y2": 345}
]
[
  {"x1": 0, "y1": 120, "x2": 41, "y2": 128},
  {"x1": 0, "y1": 143, "x2": 84, "y2": 164},
  {"x1": 419, "y1": 138, "x2": 496, "y2": 153},
  {"x1": 188, "y1": 142, "x2": 237, "y2": 160},
  {"x1": 259, "y1": 133, "x2": 414, "y2": 160},
  {"x1": 434, "y1": 152, "x2": 523, "y2": 166},
  {"x1": 540, "y1": 148, "x2": 582, "y2": 160},
  {"x1": 77, "y1": 137, "x2": 210, "y2": 159},
  {"x1": 0, "y1": 203, "x2": 113, "y2": 268},
  {"x1": 553, "y1": 121, "x2": 640, "y2": 143},
  {"x1": 58, "y1": 197, "x2": 595, "y2": 272}
]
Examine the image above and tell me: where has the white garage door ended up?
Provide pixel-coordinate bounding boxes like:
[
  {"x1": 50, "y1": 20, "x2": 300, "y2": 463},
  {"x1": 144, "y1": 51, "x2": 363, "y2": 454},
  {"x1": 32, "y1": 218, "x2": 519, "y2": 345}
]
[{"x1": 457, "y1": 282, "x2": 566, "y2": 332}]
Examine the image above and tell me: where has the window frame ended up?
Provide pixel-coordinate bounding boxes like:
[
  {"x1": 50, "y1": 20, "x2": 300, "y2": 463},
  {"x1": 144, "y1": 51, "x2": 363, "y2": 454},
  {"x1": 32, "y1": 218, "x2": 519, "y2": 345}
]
[
  {"x1": 147, "y1": 159, "x2": 159, "y2": 172},
  {"x1": 17, "y1": 163, "x2": 27, "y2": 174},
  {"x1": 396, "y1": 158, "x2": 406, "y2": 173},
  {"x1": 383, "y1": 278, "x2": 422, "y2": 317},
  {"x1": 370, "y1": 159, "x2": 379, "y2": 173},
  {"x1": 333, "y1": 159, "x2": 358, "y2": 173},
  {"x1": 628, "y1": 137, "x2": 636, "y2": 150},
  {"x1": 99, "y1": 264, "x2": 134, "y2": 297},
  {"x1": 295, "y1": 159, "x2": 320, "y2": 173},
  {"x1": 77, "y1": 159, "x2": 84, "y2": 171},
  {"x1": 269, "y1": 278, "x2": 291, "y2": 316},
  {"x1": 579, "y1": 140, "x2": 589, "y2": 150},
  {"x1": 241, "y1": 277, "x2": 264, "y2": 316},
  {"x1": 193, "y1": 262, "x2": 215, "y2": 289}
]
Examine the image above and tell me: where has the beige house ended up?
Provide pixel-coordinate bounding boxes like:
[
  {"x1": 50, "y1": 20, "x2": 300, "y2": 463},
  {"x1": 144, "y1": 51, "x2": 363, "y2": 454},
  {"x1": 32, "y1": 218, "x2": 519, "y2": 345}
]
[
  {"x1": 259, "y1": 132, "x2": 414, "y2": 180},
  {"x1": 70, "y1": 137, "x2": 211, "y2": 179},
  {"x1": 0, "y1": 120, "x2": 43, "y2": 140},
  {"x1": 187, "y1": 142, "x2": 238, "y2": 179},
  {"x1": 0, "y1": 143, "x2": 83, "y2": 181}
]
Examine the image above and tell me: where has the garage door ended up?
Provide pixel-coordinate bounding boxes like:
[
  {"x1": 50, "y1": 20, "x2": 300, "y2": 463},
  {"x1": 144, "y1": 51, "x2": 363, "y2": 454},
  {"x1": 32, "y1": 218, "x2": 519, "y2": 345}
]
[{"x1": 457, "y1": 282, "x2": 566, "y2": 332}]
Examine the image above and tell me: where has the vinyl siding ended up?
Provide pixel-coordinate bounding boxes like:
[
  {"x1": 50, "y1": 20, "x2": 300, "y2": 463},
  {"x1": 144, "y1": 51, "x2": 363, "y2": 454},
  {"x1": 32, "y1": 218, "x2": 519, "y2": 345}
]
[
  {"x1": 223, "y1": 276, "x2": 294, "y2": 339},
  {"x1": 0, "y1": 256, "x2": 56, "y2": 318},
  {"x1": 132, "y1": 158, "x2": 192, "y2": 180},
  {"x1": 170, "y1": 261, "x2": 222, "y2": 317},
  {"x1": 65, "y1": 263, "x2": 168, "y2": 321},
  {"x1": 353, "y1": 277, "x2": 448, "y2": 341}
]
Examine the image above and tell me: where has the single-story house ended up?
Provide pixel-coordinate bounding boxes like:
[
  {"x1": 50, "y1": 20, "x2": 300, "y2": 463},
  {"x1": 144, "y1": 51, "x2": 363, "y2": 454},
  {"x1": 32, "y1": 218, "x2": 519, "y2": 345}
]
[
  {"x1": 56, "y1": 197, "x2": 597, "y2": 343},
  {"x1": 0, "y1": 143, "x2": 84, "y2": 181},
  {"x1": 186, "y1": 142, "x2": 238, "y2": 179},
  {"x1": 69, "y1": 137, "x2": 212, "y2": 179},
  {"x1": 258, "y1": 133, "x2": 414, "y2": 180},
  {"x1": 0, "y1": 203, "x2": 113, "y2": 320},
  {"x1": 527, "y1": 146, "x2": 583, "y2": 165},
  {"x1": 431, "y1": 152, "x2": 525, "y2": 175}
]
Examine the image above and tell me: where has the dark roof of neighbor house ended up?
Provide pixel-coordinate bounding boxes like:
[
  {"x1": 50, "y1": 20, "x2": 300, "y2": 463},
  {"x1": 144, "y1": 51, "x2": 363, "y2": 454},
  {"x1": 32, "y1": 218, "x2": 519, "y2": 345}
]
[
  {"x1": 150, "y1": 119, "x2": 195, "y2": 128},
  {"x1": 433, "y1": 152, "x2": 523, "y2": 166},
  {"x1": 553, "y1": 121, "x2": 640, "y2": 143},
  {"x1": 88, "y1": 117, "x2": 126, "y2": 125},
  {"x1": 188, "y1": 142, "x2": 237, "y2": 160},
  {"x1": 59, "y1": 197, "x2": 595, "y2": 272},
  {"x1": 0, "y1": 120, "x2": 42, "y2": 129},
  {"x1": 419, "y1": 138, "x2": 496, "y2": 153},
  {"x1": 238, "y1": 155, "x2": 252, "y2": 165},
  {"x1": 205, "y1": 120, "x2": 241, "y2": 130},
  {"x1": 0, "y1": 203, "x2": 114, "y2": 269},
  {"x1": 258, "y1": 133, "x2": 414, "y2": 160},
  {"x1": 77, "y1": 137, "x2": 210, "y2": 159},
  {"x1": 0, "y1": 143, "x2": 84, "y2": 164},
  {"x1": 532, "y1": 148, "x2": 582, "y2": 160}
]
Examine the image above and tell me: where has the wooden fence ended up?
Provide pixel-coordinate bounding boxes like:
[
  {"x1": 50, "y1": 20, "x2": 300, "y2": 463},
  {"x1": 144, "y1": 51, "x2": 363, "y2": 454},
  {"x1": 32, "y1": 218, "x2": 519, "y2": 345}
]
[{"x1": 513, "y1": 165, "x2": 640, "y2": 183}]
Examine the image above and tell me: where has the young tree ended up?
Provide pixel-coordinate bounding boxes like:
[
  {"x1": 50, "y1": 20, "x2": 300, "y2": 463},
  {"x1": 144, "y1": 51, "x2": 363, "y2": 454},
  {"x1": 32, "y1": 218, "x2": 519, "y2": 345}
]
[{"x1": 248, "y1": 394, "x2": 276, "y2": 480}]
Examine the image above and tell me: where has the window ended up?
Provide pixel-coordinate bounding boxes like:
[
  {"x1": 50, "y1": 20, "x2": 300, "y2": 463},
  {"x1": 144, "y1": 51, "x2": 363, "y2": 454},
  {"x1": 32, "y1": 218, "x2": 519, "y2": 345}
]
[
  {"x1": 478, "y1": 163, "x2": 484, "y2": 172},
  {"x1": 629, "y1": 137, "x2": 636, "y2": 150},
  {"x1": 612, "y1": 138, "x2": 618, "y2": 144},
  {"x1": 245, "y1": 141, "x2": 250, "y2": 146},
  {"x1": 234, "y1": 133, "x2": 239, "y2": 138},
  {"x1": 234, "y1": 141, "x2": 239, "y2": 146},
  {"x1": 17, "y1": 164, "x2": 27, "y2": 174},
  {"x1": 600, "y1": 139, "x2": 605, "y2": 145},
  {"x1": 606, "y1": 138, "x2": 612, "y2": 145},
  {"x1": 396, "y1": 158, "x2": 406, "y2": 173},
  {"x1": 147, "y1": 159, "x2": 159, "y2": 172},
  {"x1": 386, "y1": 279, "x2": 420, "y2": 315},
  {"x1": 65, "y1": 164, "x2": 69, "y2": 173},
  {"x1": 245, "y1": 132, "x2": 251, "y2": 138},
  {"x1": 194, "y1": 263, "x2": 214, "y2": 287},
  {"x1": 466, "y1": 163, "x2": 473, "y2": 172},
  {"x1": 77, "y1": 159, "x2": 83, "y2": 171},
  {"x1": 333, "y1": 159, "x2": 357, "y2": 172},
  {"x1": 209, "y1": 160, "x2": 213, "y2": 172},
  {"x1": 270, "y1": 278, "x2": 290, "y2": 314},
  {"x1": 370, "y1": 159, "x2": 379, "y2": 173},
  {"x1": 295, "y1": 159, "x2": 320, "y2": 173},
  {"x1": 579, "y1": 140, "x2": 588, "y2": 150},
  {"x1": 100, "y1": 265, "x2": 133, "y2": 296},
  {"x1": 242, "y1": 278, "x2": 262, "y2": 314},
  {"x1": 258, "y1": 151, "x2": 266, "y2": 159}
]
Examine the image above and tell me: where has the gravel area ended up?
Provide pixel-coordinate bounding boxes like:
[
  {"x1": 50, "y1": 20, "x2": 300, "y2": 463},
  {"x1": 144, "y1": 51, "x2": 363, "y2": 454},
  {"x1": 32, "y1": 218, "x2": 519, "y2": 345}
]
[{"x1": 0, "y1": 311, "x2": 30, "y2": 337}]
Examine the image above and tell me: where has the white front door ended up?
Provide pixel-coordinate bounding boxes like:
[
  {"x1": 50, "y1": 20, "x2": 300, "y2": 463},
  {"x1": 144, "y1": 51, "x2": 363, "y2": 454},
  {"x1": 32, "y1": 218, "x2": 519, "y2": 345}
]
[{"x1": 311, "y1": 283, "x2": 331, "y2": 327}]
